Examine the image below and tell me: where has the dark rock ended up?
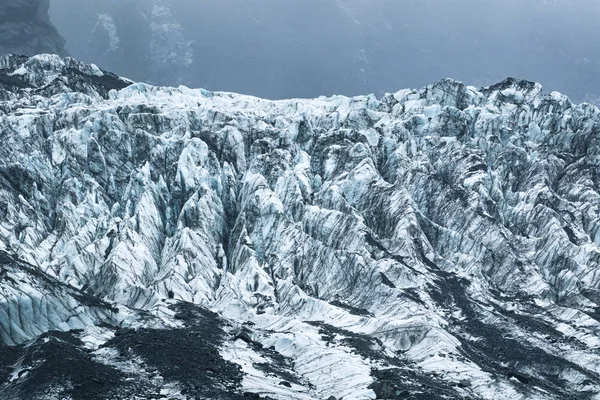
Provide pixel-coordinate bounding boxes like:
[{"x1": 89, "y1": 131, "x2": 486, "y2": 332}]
[
  {"x1": 114, "y1": 328, "x2": 134, "y2": 337},
  {"x1": 235, "y1": 329, "x2": 254, "y2": 345},
  {"x1": 508, "y1": 371, "x2": 530, "y2": 385}
]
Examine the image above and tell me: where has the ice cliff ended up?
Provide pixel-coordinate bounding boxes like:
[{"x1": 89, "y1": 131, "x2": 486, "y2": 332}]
[{"x1": 1, "y1": 54, "x2": 600, "y2": 399}]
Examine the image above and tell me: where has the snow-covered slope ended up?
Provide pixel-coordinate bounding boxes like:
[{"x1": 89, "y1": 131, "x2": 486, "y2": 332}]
[{"x1": 1, "y1": 54, "x2": 600, "y2": 399}]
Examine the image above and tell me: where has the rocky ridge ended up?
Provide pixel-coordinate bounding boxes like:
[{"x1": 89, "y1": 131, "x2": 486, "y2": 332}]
[{"x1": 0, "y1": 54, "x2": 600, "y2": 399}]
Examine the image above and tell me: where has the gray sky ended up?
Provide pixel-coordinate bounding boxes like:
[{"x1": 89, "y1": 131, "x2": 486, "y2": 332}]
[{"x1": 49, "y1": 0, "x2": 600, "y2": 103}]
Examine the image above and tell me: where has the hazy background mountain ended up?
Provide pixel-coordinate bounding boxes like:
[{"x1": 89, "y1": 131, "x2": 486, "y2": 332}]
[
  {"x1": 47, "y1": 0, "x2": 600, "y2": 102},
  {"x1": 0, "y1": 0, "x2": 66, "y2": 56}
]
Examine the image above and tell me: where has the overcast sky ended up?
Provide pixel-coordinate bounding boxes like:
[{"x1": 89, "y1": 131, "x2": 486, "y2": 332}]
[{"x1": 49, "y1": 0, "x2": 600, "y2": 102}]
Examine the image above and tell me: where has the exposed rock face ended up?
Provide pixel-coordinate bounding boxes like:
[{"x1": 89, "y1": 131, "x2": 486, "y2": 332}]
[
  {"x1": 0, "y1": 0, "x2": 66, "y2": 56},
  {"x1": 1, "y1": 54, "x2": 600, "y2": 399}
]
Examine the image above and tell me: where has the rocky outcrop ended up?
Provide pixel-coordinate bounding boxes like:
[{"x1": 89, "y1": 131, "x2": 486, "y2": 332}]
[
  {"x1": 1, "y1": 55, "x2": 600, "y2": 399},
  {"x1": 0, "y1": 0, "x2": 66, "y2": 56}
]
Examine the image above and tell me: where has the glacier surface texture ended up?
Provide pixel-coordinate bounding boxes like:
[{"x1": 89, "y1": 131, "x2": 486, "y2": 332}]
[{"x1": 1, "y1": 54, "x2": 600, "y2": 399}]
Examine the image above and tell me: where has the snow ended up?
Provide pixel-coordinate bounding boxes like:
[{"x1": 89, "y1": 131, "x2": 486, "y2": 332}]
[
  {"x1": 0, "y1": 55, "x2": 599, "y2": 398},
  {"x1": 95, "y1": 14, "x2": 120, "y2": 52},
  {"x1": 222, "y1": 339, "x2": 317, "y2": 400}
]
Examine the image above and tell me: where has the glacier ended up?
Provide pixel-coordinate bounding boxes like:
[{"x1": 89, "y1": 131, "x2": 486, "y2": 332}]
[{"x1": 0, "y1": 54, "x2": 600, "y2": 399}]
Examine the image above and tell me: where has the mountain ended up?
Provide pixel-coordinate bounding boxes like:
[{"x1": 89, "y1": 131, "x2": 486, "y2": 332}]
[
  {"x1": 1, "y1": 54, "x2": 600, "y2": 399},
  {"x1": 48, "y1": 0, "x2": 600, "y2": 103},
  {"x1": 48, "y1": 0, "x2": 371, "y2": 99},
  {"x1": 0, "y1": 0, "x2": 66, "y2": 56}
]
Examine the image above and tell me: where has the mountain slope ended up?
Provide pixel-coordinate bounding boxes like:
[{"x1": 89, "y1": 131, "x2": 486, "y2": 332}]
[
  {"x1": 1, "y1": 54, "x2": 600, "y2": 399},
  {"x1": 0, "y1": 0, "x2": 66, "y2": 56}
]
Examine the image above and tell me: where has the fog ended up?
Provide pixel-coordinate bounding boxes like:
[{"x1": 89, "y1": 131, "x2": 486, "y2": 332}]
[{"x1": 49, "y1": 0, "x2": 600, "y2": 102}]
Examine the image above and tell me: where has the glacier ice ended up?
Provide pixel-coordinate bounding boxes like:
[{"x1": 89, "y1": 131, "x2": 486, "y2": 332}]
[{"x1": 0, "y1": 55, "x2": 600, "y2": 399}]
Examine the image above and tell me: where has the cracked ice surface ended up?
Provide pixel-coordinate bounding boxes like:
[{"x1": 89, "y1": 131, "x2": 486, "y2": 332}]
[{"x1": 1, "y1": 54, "x2": 600, "y2": 399}]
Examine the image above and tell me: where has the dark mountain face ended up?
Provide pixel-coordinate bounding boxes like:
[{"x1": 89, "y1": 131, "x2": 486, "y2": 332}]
[
  {"x1": 48, "y1": 0, "x2": 600, "y2": 103},
  {"x1": 0, "y1": 0, "x2": 66, "y2": 56},
  {"x1": 1, "y1": 54, "x2": 600, "y2": 399}
]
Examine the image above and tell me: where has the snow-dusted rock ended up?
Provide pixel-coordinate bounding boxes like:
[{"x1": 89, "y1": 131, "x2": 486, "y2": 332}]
[{"x1": 1, "y1": 55, "x2": 600, "y2": 399}]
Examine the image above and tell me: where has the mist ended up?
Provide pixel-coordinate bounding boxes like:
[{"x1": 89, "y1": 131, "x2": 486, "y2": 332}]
[{"x1": 49, "y1": 0, "x2": 600, "y2": 102}]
